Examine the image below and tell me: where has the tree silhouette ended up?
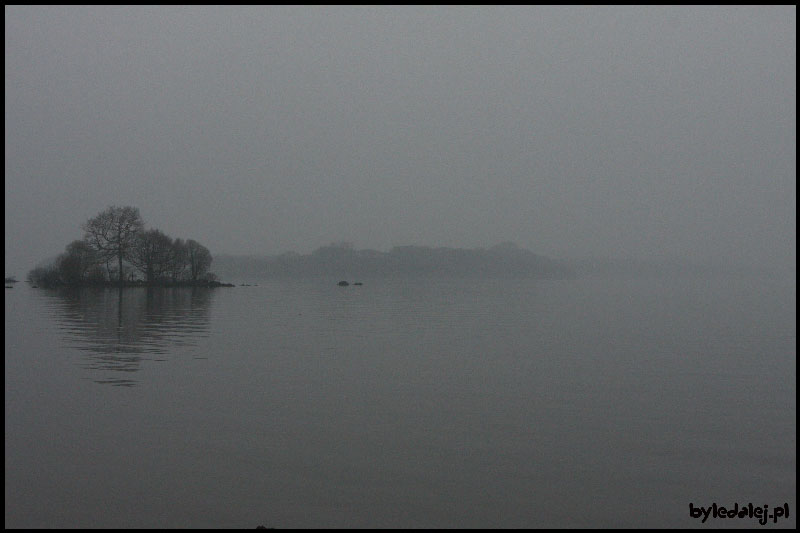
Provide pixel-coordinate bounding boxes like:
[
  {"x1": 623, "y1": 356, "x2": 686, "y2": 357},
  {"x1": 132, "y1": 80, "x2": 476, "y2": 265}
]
[
  {"x1": 186, "y1": 239, "x2": 212, "y2": 282},
  {"x1": 129, "y1": 229, "x2": 174, "y2": 283},
  {"x1": 29, "y1": 206, "x2": 223, "y2": 287}
]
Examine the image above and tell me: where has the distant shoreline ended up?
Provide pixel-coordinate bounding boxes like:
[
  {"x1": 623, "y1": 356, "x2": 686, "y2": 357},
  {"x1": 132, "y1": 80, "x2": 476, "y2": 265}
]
[{"x1": 212, "y1": 242, "x2": 573, "y2": 280}]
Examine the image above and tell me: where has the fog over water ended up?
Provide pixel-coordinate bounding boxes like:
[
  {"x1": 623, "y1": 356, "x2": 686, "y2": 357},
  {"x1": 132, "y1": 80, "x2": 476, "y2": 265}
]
[
  {"x1": 4, "y1": 6, "x2": 796, "y2": 277},
  {"x1": 5, "y1": 277, "x2": 796, "y2": 528},
  {"x1": 4, "y1": 8, "x2": 797, "y2": 528}
]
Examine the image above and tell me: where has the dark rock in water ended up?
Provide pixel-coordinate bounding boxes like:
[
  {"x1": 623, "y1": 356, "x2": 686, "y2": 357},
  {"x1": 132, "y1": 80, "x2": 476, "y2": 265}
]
[
  {"x1": 353, "y1": 282, "x2": 363, "y2": 286},
  {"x1": 337, "y1": 280, "x2": 349, "y2": 286}
]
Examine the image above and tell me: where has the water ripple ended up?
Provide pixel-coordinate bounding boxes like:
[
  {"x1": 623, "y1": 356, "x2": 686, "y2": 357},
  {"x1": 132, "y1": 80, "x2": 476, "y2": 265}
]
[{"x1": 38, "y1": 287, "x2": 216, "y2": 386}]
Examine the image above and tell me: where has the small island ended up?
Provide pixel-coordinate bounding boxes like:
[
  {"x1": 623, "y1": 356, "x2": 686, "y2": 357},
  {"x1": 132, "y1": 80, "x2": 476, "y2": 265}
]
[{"x1": 28, "y1": 206, "x2": 233, "y2": 288}]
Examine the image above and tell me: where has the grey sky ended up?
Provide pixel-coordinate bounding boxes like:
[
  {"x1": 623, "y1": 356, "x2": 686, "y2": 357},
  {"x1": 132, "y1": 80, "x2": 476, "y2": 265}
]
[{"x1": 5, "y1": 6, "x2": 796, "y2": 276}]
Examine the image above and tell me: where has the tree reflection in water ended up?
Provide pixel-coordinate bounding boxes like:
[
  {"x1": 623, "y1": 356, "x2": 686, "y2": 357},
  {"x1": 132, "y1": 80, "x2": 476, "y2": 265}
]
[{"x1": 40, "y1": 287, "x2": 214, "y2": 386}]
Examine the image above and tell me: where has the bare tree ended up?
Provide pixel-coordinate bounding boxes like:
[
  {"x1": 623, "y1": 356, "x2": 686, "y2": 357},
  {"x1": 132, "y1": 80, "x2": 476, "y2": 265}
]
[
  {"x1": 129, "y1": 229, "x2": 174, "y2": 283},
  {"x1": 186, "y1": 239, "x2": 212, "y2": 282},
  {"x1": 82, "y1": 206, "x2": 144, "y2": 285},
  {"x1": 166, "y1": 238, "x2": 189, "y2": 282},
  {"x1": 57, "y1": 240, "x2": 101, "y2": 284}
]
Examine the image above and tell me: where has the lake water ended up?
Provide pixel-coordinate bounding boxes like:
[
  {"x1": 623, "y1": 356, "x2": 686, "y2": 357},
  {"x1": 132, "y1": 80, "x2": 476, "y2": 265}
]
[{"x1": 5, "y1": 275, "x2": 796, "y2": 528}]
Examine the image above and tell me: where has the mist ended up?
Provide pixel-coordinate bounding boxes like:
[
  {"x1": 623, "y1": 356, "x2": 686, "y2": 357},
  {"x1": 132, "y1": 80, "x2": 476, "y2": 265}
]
[{"x1": 5, "y1": 6, "x2": 796, "y2": 278}]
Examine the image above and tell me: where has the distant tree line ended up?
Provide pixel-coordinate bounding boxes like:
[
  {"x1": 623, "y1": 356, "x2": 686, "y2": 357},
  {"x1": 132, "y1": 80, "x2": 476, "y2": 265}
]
[
  {"x1": 29, "y1": 206, "x2": 221, "y2": 287},
  {"x1": 212, "y1": 241, "x2": 573, "y2": 280}
]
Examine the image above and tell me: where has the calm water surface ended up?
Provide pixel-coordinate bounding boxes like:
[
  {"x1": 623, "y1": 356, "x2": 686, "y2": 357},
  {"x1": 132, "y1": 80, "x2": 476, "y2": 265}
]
[{"x1": 5, "y1": 276, "x2": 796, "y2": 528}]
